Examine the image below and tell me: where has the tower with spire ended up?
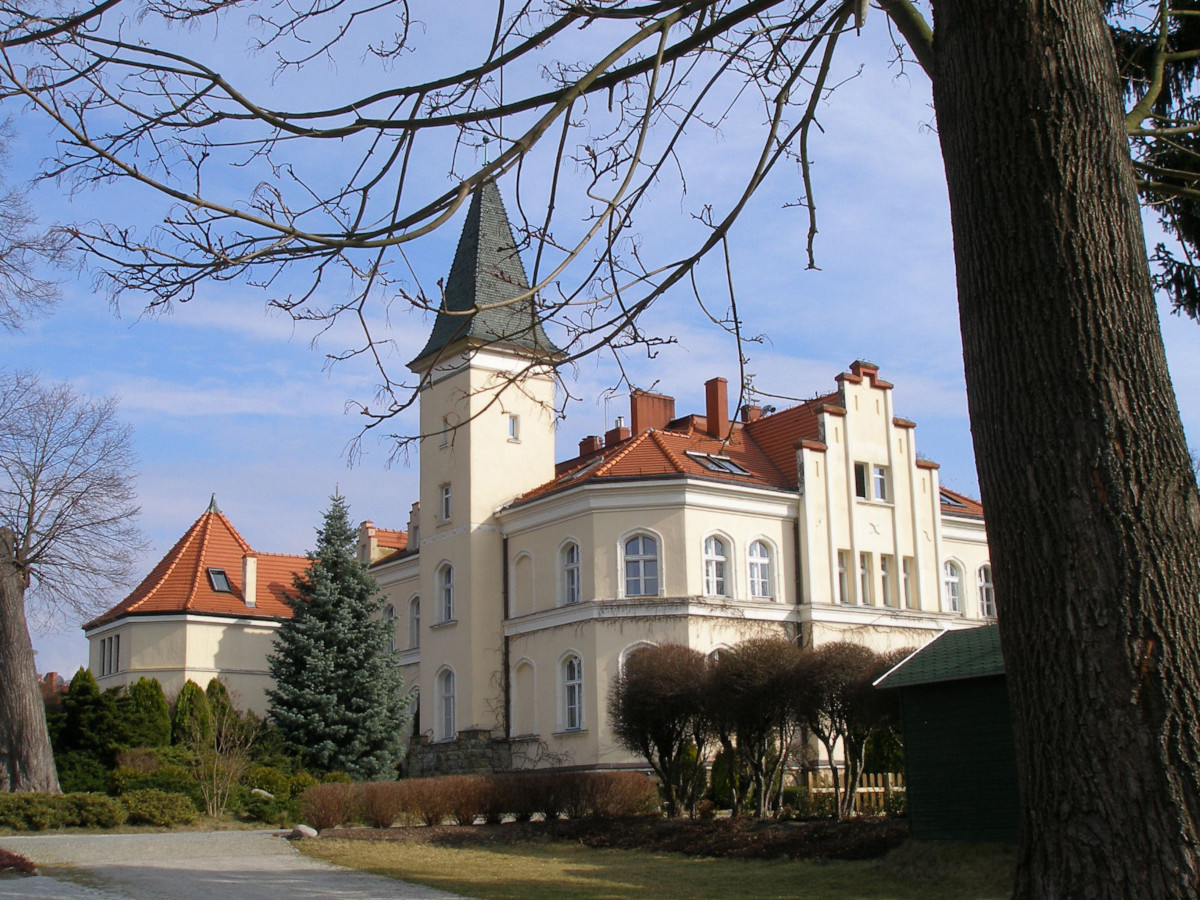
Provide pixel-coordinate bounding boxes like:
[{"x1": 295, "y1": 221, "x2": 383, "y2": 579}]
[{"x1": 406, "y1": 180, "x2": 561, "y2": 742}]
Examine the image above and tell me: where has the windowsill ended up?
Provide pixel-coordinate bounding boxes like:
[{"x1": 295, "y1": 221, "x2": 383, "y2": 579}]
[
  {"x1": 553, "y1": 728, "x2": 587, "y2": 737},
  {"x1": 855, "y1": 498, "x2": 894, "y2": 507},
  {"x1": 507, "y1": 438, "x2": 521, "y2": 444},
  {"x1": 431, "y1": 619, "x2": 458, "y2": 630}
]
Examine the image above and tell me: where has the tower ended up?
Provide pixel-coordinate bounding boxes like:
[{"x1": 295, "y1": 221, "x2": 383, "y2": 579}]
[{"x1": 408, "y1": 180, "x2": 561, "y2": 739}]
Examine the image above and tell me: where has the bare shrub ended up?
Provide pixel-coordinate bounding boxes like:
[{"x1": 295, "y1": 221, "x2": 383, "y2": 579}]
[
  {"x1": 299, "y1": 783, "x2": 359, "y2": 831},
  {"x1": 587, "y1": 772, "x2": 659, "y2": 818},
  {"x1": 496, "y1": 774, "x2": 538, "y2": 822},
  {"x1": 114, "y1": 748, "x2": 161, "y2": 774},
  {"x1": 442, "y1": 775, "x2": 488, "y2": 825},
  {"x1": 357, "y1": 781, "x2": 411, "y2": 829},
  {"x1": 406, "y1": 777, "x2": 452, "y2": 826}
]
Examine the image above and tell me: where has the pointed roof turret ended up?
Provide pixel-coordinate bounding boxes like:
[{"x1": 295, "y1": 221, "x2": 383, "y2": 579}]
[{"x1": 411, "y1": 180, "x2": 560, "y2": 368}]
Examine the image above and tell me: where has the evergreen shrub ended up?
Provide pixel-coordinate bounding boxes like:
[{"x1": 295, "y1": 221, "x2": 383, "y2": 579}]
[
  {"x1": 62, "y1": 793, "x2": 128, "y2": 828},
  {"x1": 120, "y1": 789, "x2": 201, "y2": 827},
  {"x1": 55, "y1": 751, "x2": 108, "y2": 793}
]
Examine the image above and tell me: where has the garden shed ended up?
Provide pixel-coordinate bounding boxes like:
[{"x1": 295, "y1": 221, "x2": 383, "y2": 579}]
[{"x1": 875, "y1": 625, "x2": 1019, "y2": 842}]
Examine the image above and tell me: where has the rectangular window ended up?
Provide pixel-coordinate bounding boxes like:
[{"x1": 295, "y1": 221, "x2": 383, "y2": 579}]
[
  {"x1": 439, "y1": 483, "x2": 452, "y2": 522},
  {"x1": 902, "y1": 557, "x2": 914, "y2": 609},
  {"x1": 854, "y1": 462, "x2": 869, "y2": 499},
  {"x1": 837, "y1": 551, "x2": 851, "y2": 605},
  {"x1": 100, "y1": 634, "x2": 121, "y2": 676},
  {"x1": 440, "y1": 415, "x2": 451, "y2": 447},
  {"x1": 507, "y1": 414, "x2": 520, "y2": 441},
  {"x1": 880, "y1": 555, "x2": 894, "y2": 607},
  {"x1": 872, "y1": 465, "x2": 889, "y2": 502},
  {"x1": 859, "y1": 552, "x2": 874, "y2": 605}
]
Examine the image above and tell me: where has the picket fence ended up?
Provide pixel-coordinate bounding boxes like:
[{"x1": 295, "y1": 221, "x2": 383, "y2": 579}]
[{"x1": 802, "y1": 771, "x2": 905, "y2": 814}]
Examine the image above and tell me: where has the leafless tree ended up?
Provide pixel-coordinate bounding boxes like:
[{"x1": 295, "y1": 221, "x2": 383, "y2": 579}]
[
  {"x1": 607, "y1": 643, "x2": 710, "y2": 817},
  {"x1": 0, "y1": 372, "x2": 143, "y2": 792},
  {"x1": 707, "y1": 637, "x2": 803, "y2": 818},
  {"x1": 795, "y1": 642, "x2": 905, "y2": 820},
  {"x1": 1, "y1": 2, "x2": 1199, "y2": 892}
]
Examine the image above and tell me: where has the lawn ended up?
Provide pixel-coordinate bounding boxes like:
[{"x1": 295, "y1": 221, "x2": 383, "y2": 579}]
[{"x1": 301, "y1": 836, "x2": 1015, "y2": 900}]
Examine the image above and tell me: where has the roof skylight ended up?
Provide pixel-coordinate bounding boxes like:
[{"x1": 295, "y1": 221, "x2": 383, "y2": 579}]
[{"x1": 207, "y1": 568, "x2": 232, "y2": 592}]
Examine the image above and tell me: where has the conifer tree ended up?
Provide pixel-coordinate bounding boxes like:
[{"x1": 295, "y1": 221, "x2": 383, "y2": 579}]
[
  {"x1": 171, "y1": 680, "x2": 212, "y2": 746},
  {"x1": 125, "y1": 677, "x2": 171, "y2": 748},
  {"x1": 267, "y1": 494, "x2": 408, "y2": 779}
]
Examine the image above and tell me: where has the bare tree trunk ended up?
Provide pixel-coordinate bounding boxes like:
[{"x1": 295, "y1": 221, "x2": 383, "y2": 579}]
[
  {"x1": 0, "y1": 527, "x2": 61, "y2": 793},
  {"x1": 929, "y1": 1, "x2": 1200, "y2": 895}
]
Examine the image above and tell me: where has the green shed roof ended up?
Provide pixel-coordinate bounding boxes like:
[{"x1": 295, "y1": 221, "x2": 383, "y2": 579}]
[
  {"x1": 411, "y1": 180, "x2": 560, "y2": 369},
  {"x1": 875, "y1": 625, "x2": 1005, "y2": 690}
]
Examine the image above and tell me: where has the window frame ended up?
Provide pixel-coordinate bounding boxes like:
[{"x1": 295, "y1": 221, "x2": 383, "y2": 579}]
[
  {"x1": 978, "y1": 564, "x2": 997, "y2": 619},
  {"x1": 748, "y1": 540, "x2": 774, "y2": 599},
  {"x1": 561, "y1": 541, "x2": 581, "y2": 605},
  {"x1": 859, "y1": 552, "x2": 874, "y2": 605},
  {"x1": 837, "y1": 550, "x2": 851, "y2": 605},
  {"x1": 207, "y1": 567, "x2": 231, "y2": 592},
  {"x1": 439, "y1": 483, "x2": 452, "y2": 522},
  {"x1": 383, "y1": 603, "x2": 396, "y2": 652},
  {"x1": 437, "y1": 668, "x2": 456, "y2": 741},
  {"x1": 408, "y1": 596, "x2": 421, "y2": 649},
  {"x1": 623, "y1": 533, "x2": 661, "y2": 598},
  {"x1": 943, "y1": 560, "x2": 963, "y2": 613},
  {"x1": 880, "y1": 554, "x2": 895, "y2": 607},
  {"x1": 703, "y1": 535, "x2": 730, "y2": 597},
  {"x1": 561, "y1": 653, "x2": 584, "y2": 732},
  {"x1": 437, "y1": 563, "x2": 455, "y2": 622},
  {"x1": 902, "y1": 556, "x2": 914, "y2": 609}
]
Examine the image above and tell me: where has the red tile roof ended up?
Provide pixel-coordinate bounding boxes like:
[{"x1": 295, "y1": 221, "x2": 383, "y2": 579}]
[
  {"x1": 940, "y1": 486, "x2": 985, "y2": 518},
  {"x1": 373, "y1": 528, "x2": 408, "y2": 552},
  {"x1": 84, "y1": 504, "x2": 308, "y2": 630}
]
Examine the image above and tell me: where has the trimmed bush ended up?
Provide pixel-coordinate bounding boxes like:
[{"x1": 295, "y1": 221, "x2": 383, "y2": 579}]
[
  {"x1": 120, "y1": 789, "x2": 201, "y2": 827},
  {"x1": 55, "y1": 751, "x2": 109, "y2": 794},
  {"x1": 586, "y1": 772, "x2": 659, "y2": 818},
  {"x1": 299, "y1": 783, "x2": 359, "y2": 831},
  {"x1": 63, "y1": 793, "x2": 128, "y2": 829},
  {"x1": 320, "y1": 771, "x2": 354, "y2": 784},
  {"x1": 357, "y1": 781, "x2": 412, "y2": 828},
  {"x1": 406, "y1": 777, "x2": 453, "y2": 827},
  {"x1": 442, "y1": 775, "x2": 489, "y2": 826},
  {"x1": 108, "y1": 764, "x2": 204, "y2": 813},
  {"x1": 287, "y1": 772, "x2": 319, "y2": 799},
  {"x1": 242, "y1": 764, "x2": 291, "y2": 798},
  {"x1": 0, "y1": 793, "x2": 65, "y2": 830}
]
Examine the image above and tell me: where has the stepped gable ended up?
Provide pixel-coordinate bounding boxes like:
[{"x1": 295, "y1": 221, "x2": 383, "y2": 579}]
[
  {"x1": 84, "y1": 500, "x2": 307, "y2": 629},
  {"x1": 412, "y1": 180, "x2": 560, "y2": 367},
  {"x1": 743, "y1": 391, "x2": 838, "y2": 487}
]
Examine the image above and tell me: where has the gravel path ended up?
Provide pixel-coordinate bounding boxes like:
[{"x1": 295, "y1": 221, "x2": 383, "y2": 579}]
[{"x1": 0, "y1": 830, "x2": 470, "y2": 900}]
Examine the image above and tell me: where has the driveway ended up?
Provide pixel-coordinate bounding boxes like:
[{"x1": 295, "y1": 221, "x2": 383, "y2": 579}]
[{"x1": 0, "y1": 830, "x2": 468, "y2": 900}]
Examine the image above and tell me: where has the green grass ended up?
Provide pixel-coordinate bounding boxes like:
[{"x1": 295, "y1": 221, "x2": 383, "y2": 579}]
[{"x1": 301, "y1": 837, "x2": 1014, "y2": 900}]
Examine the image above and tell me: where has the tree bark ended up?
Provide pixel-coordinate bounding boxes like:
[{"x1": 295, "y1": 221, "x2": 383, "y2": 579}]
[
  {"x1": 929, "y1": 1, "x2": 1200, "y2": 895},
  {"x1": 0, "y1": 527, "x2": 61, "y2": 793}
]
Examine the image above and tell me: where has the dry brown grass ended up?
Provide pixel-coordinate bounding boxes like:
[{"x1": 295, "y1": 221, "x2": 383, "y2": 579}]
[{"x1": 301, "y1": 836, "x2": 1014, "y2": 900}]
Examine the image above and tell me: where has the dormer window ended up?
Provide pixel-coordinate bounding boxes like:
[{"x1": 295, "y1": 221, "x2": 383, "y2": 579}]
[
  {"x1": 207, "y1": 568, "x2": 231, "y2": 592},
  {"x1": 685, "y1": 451, "x2": 750, "y2": 475}
]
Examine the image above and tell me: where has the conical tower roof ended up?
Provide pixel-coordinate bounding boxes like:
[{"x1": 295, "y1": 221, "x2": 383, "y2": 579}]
[{"x1": 411, "y1": 180, "x2": 560, "y2": 367}]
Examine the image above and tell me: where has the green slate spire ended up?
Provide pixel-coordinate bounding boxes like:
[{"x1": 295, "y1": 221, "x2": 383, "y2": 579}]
[{"x1": 411, "y1": 180, "x2": 560, "y2": 367}]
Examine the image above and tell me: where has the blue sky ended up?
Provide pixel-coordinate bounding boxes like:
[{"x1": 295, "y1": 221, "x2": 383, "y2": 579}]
[{"x1": 6, "y1": 4, "x2": 1197, "y2": 678}]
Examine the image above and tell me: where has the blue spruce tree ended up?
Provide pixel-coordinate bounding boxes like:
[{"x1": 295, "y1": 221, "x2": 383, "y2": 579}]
[{"x1": 267, "y1": 494, "x2": 408, "y2": 779}]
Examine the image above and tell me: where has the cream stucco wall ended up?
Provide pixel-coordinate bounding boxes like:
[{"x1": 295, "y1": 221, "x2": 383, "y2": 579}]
[{"x1": 87, "y1": 614, "x2": 281, "y2": 712}]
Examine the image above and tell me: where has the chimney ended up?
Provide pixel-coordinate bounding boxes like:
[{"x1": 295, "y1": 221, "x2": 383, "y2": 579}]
[
  {"x1": 242, "y1": 554, "x2": 258, "y2": 608},
  {"x1": 358, "y1": 520, "x2": 376, "y2": 564},
  {"x1": 740, "y1": 404, "x2": 763, "y2": 423},
  {"x1": 706, "y1": 377, "x2": 729, "y2": 437},
  {"x1": 407, "y1": 501, "x2": 421, "y2": 551},
  {"x1": 578, "y1": 435, "x2": 604, "y2": 456},
  {"x1": 630, "y1": 390, "x2": 676, "y2": 433},
  {"x1": 605, "y1": 418, "x2": 631, "y2": 447}
]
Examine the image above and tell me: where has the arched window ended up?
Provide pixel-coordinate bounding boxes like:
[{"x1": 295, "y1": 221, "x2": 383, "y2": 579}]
[
  {"x1": 943, "y1": 561, "x2": 962, "y2": 613},
  {"x1": 562, "y1": 654, "x2": 583, "y2": 731},
  {"x1": 624, "y1": 534, "x2": 660, "y2": 597},
  {"x1": 978, "y1": 565, "x2": 997, "y2": 618},
  {"x1": 437, "y1": 564, "x2": 454, "y2": 622},
  {"x1": 408, "y1": 597, "x2": 420, "y2": 649},
  {"x1": 703, "y1": 536, "x2": 729, "y2": 596},
  {"x1": 748, "y1": 541, "x2": 773, "y2": 599},
  {"x1": 383, "y1": 603, "x2": 396, "y2": 652},
  {"x1": 561, "y1": 541, "x2": 581, "y2": 605},
  {"x1": 437, "y1": 668, "x2": 456, "y2": 741}
]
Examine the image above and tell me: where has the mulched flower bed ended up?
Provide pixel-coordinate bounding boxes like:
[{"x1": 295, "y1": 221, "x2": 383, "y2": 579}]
[
  {"x1": 324, "y1": 816, "x2": 908, "y2": 861},
  {"x1": 0, "y1": 847, "x2": 37, "y2": 876}
]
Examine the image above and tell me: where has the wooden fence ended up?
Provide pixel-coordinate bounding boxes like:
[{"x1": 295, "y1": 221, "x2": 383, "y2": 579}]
[{"x1": 802, "y1": 771, "x2": 905, "y2": 814}]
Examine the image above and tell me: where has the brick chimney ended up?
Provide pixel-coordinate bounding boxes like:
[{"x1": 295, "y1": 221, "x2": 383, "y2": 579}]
[
  {"x1": 706, "y1": 377, "x2": 729, "y2": 437},
  {"x1": 605, "y1": 417, "x2": 631, "y2": 448},
  {"x1": 578, "y1": 435, "x2": 604, "y2": 456},
  {"x1": 630, "y1": 390, "x2": 675, "y2": 433},
  {"x1": 242, "y1": 554, "x2": 258, "y2": 608}
]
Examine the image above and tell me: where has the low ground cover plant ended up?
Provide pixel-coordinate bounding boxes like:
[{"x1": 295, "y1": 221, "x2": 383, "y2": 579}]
[{"x1": 0, "y1": 847, "x2": 37, "y2": 876}]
